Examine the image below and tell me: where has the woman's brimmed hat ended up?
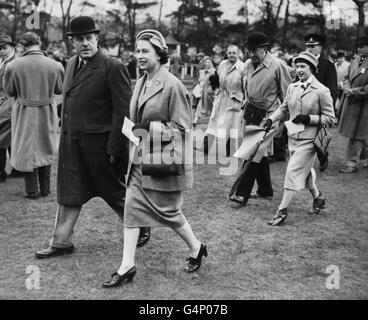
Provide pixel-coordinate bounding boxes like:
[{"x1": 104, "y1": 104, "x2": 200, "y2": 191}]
[
  {"x1": 67, "y1": 16, "x2": 100, "y2": 36},
  {"x1": 243, "y1": 32, "x2": 270, "y2": 50},
  {"x1": 294, "y1": 51, "x2": 318, "y2": 69},
  {"x1": 136, "y1": 29, "x2": 168, "y2": 51},
  {"x1": 0, "y1": 35, "x2": 16, "y2": 47}
]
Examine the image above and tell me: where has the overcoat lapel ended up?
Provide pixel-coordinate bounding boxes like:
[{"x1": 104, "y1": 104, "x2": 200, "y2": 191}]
[
  {"x1": 65, "y1": 51, "x2": 102, "y2": 94},
  {"x1": 130, "y1": 75, "x2": 145, "y2": 123},
  {"x1": 351, "y1": 59, "x2": 368, "y2": 82},
  {"x1": 137, "y1": 67, "x2": 165, "y2": 111}
]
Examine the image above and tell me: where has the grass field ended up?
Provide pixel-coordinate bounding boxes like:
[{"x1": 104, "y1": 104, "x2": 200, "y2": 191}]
[{"x1": 0, "y1": 126, "x2": 367, "y2": 300}]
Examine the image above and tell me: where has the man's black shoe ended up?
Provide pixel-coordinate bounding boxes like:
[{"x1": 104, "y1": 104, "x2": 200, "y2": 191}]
[
  {"x1": 137, "y1": 227, "x2": 150, "y2": 247},
  {"x1": 35, "y1": 245, "x2": 74, "y2": 259}
]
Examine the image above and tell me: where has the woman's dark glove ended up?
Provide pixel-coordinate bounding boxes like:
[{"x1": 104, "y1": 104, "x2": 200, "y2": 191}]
[
  {"x1": 132, "y1": 122, "x2": 150, "y2": 137},
  {"x1": 292, "y1": 114, "x2": 310, "y2": 125},
  {"x1": 263, "y1": 119, "x2": 273, "y2": 131},
  {"x1": 109, "y1": 155, "x2": 128, "y2": 178}
]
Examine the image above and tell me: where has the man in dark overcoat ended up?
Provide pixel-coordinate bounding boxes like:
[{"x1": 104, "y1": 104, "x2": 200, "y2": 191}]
[
  {"x1": 338, "y1": 36, "x2": 368, "y2": 173},
  {"x1": 36, "y1": 16, "x2": 149, "y2": 259},
  {"x1": 305, "y1": 33, "x2": 338, "y2": 107}
]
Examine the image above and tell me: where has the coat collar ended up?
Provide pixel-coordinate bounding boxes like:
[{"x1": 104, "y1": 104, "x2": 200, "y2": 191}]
[
  {"x1": 65, "y1": 50, "x2": 102, "y2": 93},
  {"x1": 226, "y1": 59, "x2": 242, "y2": 73},
  {"x1": 351, "y1": 56, "x2": 368, "y2": 81},
  {"x1": 130, "y1": 65, "x2": 167, "y2": 122},
  {"x1": 21, "y1": 49, "x2": 47, "y2": 57},
  {"x1": 138, "y1": 65, "x2": 166, "y2": 110},
  {"x1": 293, "y1": 76, "x2": 318, "y2": 97},
  {"x1": 249, "y1": 52, "x2": 273, "y2": 75}
]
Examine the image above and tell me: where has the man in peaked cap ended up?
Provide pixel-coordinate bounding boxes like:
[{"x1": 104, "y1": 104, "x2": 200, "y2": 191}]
[
  {"x1": 305, "y1": 33, "x2": 338, "y2": 107},
  {"x1": 35, "y1": 16, "x2": 148, "y2": 259}
]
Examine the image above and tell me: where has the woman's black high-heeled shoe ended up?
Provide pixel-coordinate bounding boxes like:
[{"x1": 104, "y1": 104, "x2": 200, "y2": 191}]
[
  {"x1": 102, "y1": 266, "x2": 137, "y2": 288},
  {"x1": 267, "y1": 208, "x2": 288, "y2": 226},
  {"x1": 185, "y1": 244, "x2": 208, "y2": 273}
]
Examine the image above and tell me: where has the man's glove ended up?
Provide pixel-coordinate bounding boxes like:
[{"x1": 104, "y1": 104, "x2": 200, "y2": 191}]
[
  {"x1": 263, "y1": 119, "x2": 272, "y2": 131},
  {"x1": 132, "y1": 122, "x2": 150, "y2": 137},
  {"x1": 292, "y1": 114, "x2": 310, "y2": 125}
]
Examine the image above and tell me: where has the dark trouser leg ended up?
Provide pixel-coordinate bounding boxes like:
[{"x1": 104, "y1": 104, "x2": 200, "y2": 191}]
[
  {"x1": 0, "y1": 148, "x2": 6, "y2": 174},
  {"x1": 24, "y1": 169, "x2": 39, "y2": 194},
  {"x1": 256, "y1": 157, "x2": 273, "y2": 197},
  {"x1": 272, "y1": 126, "x2": 287, "y2": 161},
  {"x1": 235, "y1": 161, "x2": 258, "y2": 202},
  {"x1": 51, "y1": 205, "x2": 82, "y2": 248},
  {"x1": 38, "y1": 165, "x2": 51, "y2": 196}
]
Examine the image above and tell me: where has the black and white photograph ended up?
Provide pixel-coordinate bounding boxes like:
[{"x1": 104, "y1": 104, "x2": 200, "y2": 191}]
[{"x1": 0, "y1": 0, "x2": 367, "y2": 306}]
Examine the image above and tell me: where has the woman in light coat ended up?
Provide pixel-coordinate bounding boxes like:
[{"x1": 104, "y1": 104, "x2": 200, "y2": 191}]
[
  {"x1": 102, "y1": 30, "x2": 207, "y2": 288},
  {"x1": 264, "y1": 51, "x2": 335, "y2": 226},
  {"x1": 193, "y1": 56, "x2": 216, "y2": 127},
  {"x1": 206, "y1": 46, "x2": 245, "y2": 154}
]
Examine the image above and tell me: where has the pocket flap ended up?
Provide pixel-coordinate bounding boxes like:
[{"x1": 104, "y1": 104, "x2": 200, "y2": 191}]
[{"x1": 84, "y1": 123, "x2": 112, "y2": 133}]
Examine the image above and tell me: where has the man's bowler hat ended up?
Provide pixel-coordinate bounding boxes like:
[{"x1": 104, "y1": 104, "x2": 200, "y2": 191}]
[
  {"x1": 304, "y1": 33, "x2": 325, "y2": 46},
  {"x1": 67, "y1": 16, "x2": 100, "y2": 36},
  {"x1": 243, "y1": 32, "x2": 270, "y2": 50},
  {"x1": 0, "y1": 35, "x2": 15, "y2": 47}
]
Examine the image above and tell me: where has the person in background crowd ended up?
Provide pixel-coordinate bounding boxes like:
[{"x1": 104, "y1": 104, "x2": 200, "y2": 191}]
[
  {"x1": 228, "y1": 32, "x2": 291, "y2": 209},
  {"x1": 305, "y1": 33, "x2": 338, "y2": 107},
  {"x1": 338, "y1": 36, "x2": 368, "y2": 173},
  {"x1": 264, "y1": 52, "x2": 335, "y2": 226},
  {"x1": 4, "y1": 32, "x2": 64, "y2": 198},
  {"x1": 0, "y1": 35, "x2": 20, "y2": 182},
  {"x1": 35, "y1": 16, "x2": 149, "y2": 259},
  {"x1": 193, "y1": 56, "x2": 217, "y2": 127},
  {"x1": 169, "y1": 48, "x2": 182, "y2": 78},
  {"x1": 102, "y1": 30, "x2": 207, "y2": 288},
  {"x1": 192, "y1": 52, "x2": 206, "y2": 109},
  {"x1": 121, "y1": 50, "x2": 137, "y2": 80},
  {"x1": 335, "y1": 51, "x2": 350, "y2": 120},
  {"x1": 205, "y1": 45, "x2": 245, "y2": 156}
]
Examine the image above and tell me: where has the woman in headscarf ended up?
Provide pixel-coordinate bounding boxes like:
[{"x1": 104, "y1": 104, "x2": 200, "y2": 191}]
[
  {"x1": 193, "y1": 56, "x2": 217, "y2": 127},
  {"x1": 102, "y1": 30, "x2": 207, "y2": 288}
]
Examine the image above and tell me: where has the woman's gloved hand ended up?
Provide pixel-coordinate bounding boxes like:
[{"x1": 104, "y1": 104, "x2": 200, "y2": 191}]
[
  {"x1": 263, "y1": 119, "x2": 272, "y2": 131},
  {"x1": 292, "y1": 114, "x2": 310, "y2": 125}
]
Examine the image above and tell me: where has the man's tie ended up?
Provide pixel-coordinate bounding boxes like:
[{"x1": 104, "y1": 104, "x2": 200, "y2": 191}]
[
  {"x1": 359, "y1": 57, "x2": 365, "y2": 67},
  {"x1": 74, "y1": 60, "x2": 85, "y2": 77}
]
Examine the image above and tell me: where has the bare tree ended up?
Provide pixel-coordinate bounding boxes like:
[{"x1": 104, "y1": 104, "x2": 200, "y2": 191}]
[
  {"x1": 351, "y1": 0, "x2": 368, "y2": 38},
  {"x1": 59, "y1": 0, "x2": 74, "y2": 54}
]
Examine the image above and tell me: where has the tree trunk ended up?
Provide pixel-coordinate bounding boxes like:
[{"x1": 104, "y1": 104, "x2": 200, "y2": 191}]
[
  {"x1": 357, "y1": 2, "x2": 366, "y2": 38},
  {"x1": 281, "y1": 0, "x2": 290, "y2": 50}
]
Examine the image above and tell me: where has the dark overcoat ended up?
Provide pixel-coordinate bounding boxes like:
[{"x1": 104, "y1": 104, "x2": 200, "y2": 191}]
[
  {"x1": 57, "y1": 50, "x2": 132, "y2": 205},
  {"x1": 316, "y1": 56, "x2": 338, "y2": 106},
  {"x1": 0, "y1": 51, "x2": 17, "y2": 148},
  {"x1": 338, "y1": 57, "x2": 368, "y2": 141}
]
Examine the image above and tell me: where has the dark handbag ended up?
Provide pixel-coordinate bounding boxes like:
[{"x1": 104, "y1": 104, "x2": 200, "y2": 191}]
[
  {"x1": 313, "y1": 103, "x2": 332, "y2": 171},
  {"x1": 242, "y1": 101, "x2": 267, "y2": 126},
  {"x1": 242, "y1": 93, "x2": 279, "y2": 126},
  {"x1": 141, "y1": 122, "x2": 185, "y2": 176}
]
